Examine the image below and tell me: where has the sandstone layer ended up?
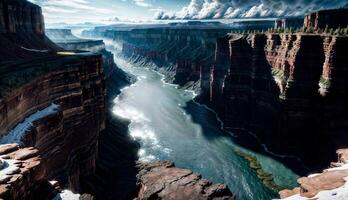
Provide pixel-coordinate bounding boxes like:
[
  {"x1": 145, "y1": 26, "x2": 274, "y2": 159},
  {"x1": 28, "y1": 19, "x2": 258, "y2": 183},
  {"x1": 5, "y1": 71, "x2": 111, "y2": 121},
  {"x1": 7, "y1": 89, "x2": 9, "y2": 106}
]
[
  {"x1": 135, "y1": 160, "x2": 235, "y2": 200},
  {"x1": 208, "y1": 32, "x2": 348, "y2": 169},
  {"x1": 0, "y1": 144, "x2": 56, "y2": 200},
  {"x1": 0, "y1": 0, "x2": 61, "y2": 60},
  {"x1": 0, "y1": 0, "x2": 105, "y2": 197}
]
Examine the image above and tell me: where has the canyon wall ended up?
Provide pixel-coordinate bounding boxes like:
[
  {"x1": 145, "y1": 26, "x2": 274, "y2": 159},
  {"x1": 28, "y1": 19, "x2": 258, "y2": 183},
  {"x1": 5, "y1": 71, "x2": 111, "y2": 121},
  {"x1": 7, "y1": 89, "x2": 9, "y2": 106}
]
[
  {"x1": 0, "y1": 1, "x2": 235, "y2": 199},
  {"x1": 46, "y1": 28, "x2": 135, "y2": 100},
  {"x1": 208, "y1": 32, "x2": 348, "y2": 169},
  {"x1": 44, "y1": 27, "x2": 235, "y2": 199},
  {"x1": 0, "y1": 0, "x2": 60, "y2": 60},
  {"x1": 304, "y1": 8, "x2": 348, "y2": 30},
  {"x1": 0, "y1": 0, "x2": 105, "y2": 198},
  {"x1": 0, "y1": 52, "x2": 106, "y2": 192},
  {"x1": 84, "y1": 13, "x2": 348, "y2": 172},
  {"x1": 83, "y1": 26, "x2": 231, "y2": 98}
]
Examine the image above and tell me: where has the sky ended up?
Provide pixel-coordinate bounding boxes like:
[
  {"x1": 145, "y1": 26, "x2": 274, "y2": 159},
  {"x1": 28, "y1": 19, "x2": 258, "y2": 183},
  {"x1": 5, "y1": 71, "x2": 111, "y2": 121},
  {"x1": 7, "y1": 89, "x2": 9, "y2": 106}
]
[{"x1": 28, "y1": 0, "x2": 348, "y2": 24}]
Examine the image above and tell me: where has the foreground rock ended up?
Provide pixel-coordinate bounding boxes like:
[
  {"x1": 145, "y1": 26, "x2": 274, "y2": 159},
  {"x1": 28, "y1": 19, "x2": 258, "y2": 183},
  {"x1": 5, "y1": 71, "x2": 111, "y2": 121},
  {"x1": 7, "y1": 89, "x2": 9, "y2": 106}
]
[
  {"x1": 280, "y1": 149, "x2": 348, "y2": 199},
  {"x1": 0, "y1": 144, "x2": 56, "y2": 200},
  {"x1": 135, "y1": 161, "x2": 235, "y2": 200}
]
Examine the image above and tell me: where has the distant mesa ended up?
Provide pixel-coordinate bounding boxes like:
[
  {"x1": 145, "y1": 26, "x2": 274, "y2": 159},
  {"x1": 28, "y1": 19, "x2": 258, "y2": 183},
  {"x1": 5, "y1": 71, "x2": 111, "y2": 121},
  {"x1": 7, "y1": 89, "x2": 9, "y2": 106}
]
[{"x1": 304, "y1": 8, "x2": 348, "y2": 30}]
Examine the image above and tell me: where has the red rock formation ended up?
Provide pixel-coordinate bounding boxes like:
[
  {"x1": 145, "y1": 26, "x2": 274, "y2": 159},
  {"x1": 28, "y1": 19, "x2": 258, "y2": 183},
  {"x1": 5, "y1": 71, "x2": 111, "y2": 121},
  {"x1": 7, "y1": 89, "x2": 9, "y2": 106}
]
[
  {"x1": 0, "y1": 0, "x2": 44, "y2": 34},
  {"x1": 0, "y1": 0, "x2": 60, "y2": 60},
  {"x1": 0, "y1": 144, "x2": 57, "y2": 200},
  {"x1": 218, "y1": 35, "x2": 252, "y2": 128},
  {"x1": 304, "y1": 9, "x2": 348, "y2": 30},
  {"x1": 320, "y1": 36, "x2": 348, "y2": 98},
  {"x1": 135, "y1": 161, "x2": 235, "y2": 200},
  {"x1": 0, "y1": 0, "x2": 106, "y2": 195},
  {"x1": 210, "y1": 36, "x2": 231, "y2": 102},
  {"x1": 209, "y1": 32, "x2": 348, "y2": 169},
  {"x1": 280, "y1": 149, "x2": 348, "y2": 199},
  {"x1": 0, "y1": 53, "x2": 105, "y2": 192}
]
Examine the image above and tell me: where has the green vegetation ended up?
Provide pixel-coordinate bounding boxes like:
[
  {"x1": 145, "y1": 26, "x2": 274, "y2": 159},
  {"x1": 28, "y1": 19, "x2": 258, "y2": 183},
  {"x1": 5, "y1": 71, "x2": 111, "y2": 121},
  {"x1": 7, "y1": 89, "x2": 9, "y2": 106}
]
[
  {"x1": 230, "y1": 25, "x2": 348, "y2": 36},
  {"x1": 234, "y1": 149, "x2": 285, "y2": 192},
  {"x1": 319, "y1": 76, "x2": 331, "y2": 88}
]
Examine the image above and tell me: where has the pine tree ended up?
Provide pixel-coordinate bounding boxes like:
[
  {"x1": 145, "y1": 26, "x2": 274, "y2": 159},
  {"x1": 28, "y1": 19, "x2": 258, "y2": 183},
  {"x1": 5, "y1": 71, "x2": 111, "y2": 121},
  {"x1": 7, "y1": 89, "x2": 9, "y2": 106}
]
[
  {"x1": 334, "y1": 28, "x2": 340, "y2": 35},
  {"x1": 324, "y1": 25, "x2": 328, "y2": 34},
  {"x1": 344, "y1": 26, "x2": 348, "y2": 35},
  {"x1": 328, "y1": 28, "x2": 334, "y2": 35},
  {"x1": 289, "y1": 27, "x2": 293, "y2": 33}
]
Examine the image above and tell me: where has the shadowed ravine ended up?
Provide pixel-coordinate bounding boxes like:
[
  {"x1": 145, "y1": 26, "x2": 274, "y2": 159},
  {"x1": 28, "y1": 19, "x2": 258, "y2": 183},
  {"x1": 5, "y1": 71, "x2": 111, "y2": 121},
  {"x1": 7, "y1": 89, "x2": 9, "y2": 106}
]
[{"x1": 108, "y1": 43, "x2": 300, "y2": 200}]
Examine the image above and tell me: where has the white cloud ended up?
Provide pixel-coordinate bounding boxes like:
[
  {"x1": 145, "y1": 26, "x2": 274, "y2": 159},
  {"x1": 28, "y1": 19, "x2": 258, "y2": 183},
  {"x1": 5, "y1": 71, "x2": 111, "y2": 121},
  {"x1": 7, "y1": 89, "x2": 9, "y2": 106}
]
[
  {"x1": 28, "y1": 0, "x2": 117, "y2": 23},
  {"x1": 155, "y1": 0, "x2": 348, "y2": 20},
  {"x1": 133, "y1": 0, "x2": 152, "y2": 8}
]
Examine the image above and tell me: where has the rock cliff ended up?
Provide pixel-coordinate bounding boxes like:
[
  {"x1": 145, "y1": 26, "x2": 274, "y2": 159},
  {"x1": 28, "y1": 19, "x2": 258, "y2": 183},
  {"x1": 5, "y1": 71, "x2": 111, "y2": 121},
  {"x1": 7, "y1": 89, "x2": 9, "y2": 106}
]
[
  {"x1": 280, "y1": 149, "x2": 348, "y2": 199},
  {"x1": 0, "y1": 144, "x2": 57, "y2": 200},
  {"x1": 0, "y1": 50, "x2": 105, "y2": 194},
  {"x1": 136, "y1": 161, "x2": 235, "y2": 200},
  {"x1": 304, "y1": 8, "x2": 348, "y2": 30},
  {"x1": 46, "y1": 28, "x2": 135, "y2": 102},
  {"x1": 0, "y1": 2, "x2": 234, "y2": 199},
  {"x1": 207, "y1": 31, "x2": 348, "y2": 169},
  {"x1": 0, "y1": 0, "x2": 105, "y2": 198},
  {"x1": 83, "y1": 24, "x2": 231, "y2": 96},
  {"x1": 0, "y1": 0, "x2": 60, "y2": 60}
]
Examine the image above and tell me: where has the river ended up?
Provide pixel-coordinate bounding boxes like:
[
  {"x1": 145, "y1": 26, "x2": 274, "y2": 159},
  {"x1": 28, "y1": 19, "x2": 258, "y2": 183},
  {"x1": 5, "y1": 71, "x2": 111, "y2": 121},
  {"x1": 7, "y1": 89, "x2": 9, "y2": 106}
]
[{"x1": 106, "y1": 41, "x2": 300, "y2": 200}]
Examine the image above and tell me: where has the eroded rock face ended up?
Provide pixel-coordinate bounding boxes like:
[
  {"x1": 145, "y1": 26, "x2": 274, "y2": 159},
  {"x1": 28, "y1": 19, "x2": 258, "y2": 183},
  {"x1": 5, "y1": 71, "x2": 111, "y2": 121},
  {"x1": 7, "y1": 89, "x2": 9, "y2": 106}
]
[
  {"x1": 0, "y1": 144, "x2": 57, "y2": 200},
  {"x1": 304, "y1": 9, "x2": 348, "y2": 30},
  {"x1": 84, "y1": 26, "x2": 230, "y2": 96},
  {"x1": 135, "y1": 161, "x2": 235, "y2": 200},
  {"x1": 0, "y1": 0, "x2": 44, "y2": 34},
  {"x1": 0, "y1": 53, "x2": 105, "y2": 192},
  {"x1": 280, "y1": 149, "x2": 348, "y2": 199},
  {"x1": 0, "y1": 0, "x2": 106, "y2": 195},
  {"x1": 0, "y1": 0, "x2": 60, "y2": 60},
  {"x1": 208, "y1": 31, "x2": 348, "y2": 169}
]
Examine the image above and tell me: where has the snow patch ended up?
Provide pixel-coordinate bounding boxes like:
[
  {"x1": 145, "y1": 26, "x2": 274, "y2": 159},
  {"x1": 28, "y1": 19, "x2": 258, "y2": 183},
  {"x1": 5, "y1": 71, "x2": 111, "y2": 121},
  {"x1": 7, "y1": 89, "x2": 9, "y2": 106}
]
[
  {"x1": 282, "y1": 177, "x2": 348, "y2": 200},
  {"x1": 0, "y1": 159, "x2": 20, "y2": 182},
  {"x1": 282, "y1": 164, "x2": 348, "y2": 200},
  {"x1": 21, "y1": 47, "x2": 48, "y2": 53},
  {"x1": 53, "y1": 190, "x2": 80, "y2": 200},
  {"x1": 327, "y1": 163, "x2": 348, "y2": 171},
  {"x1": 0, "y1": 104, "x2": 60, "y2": 145}
]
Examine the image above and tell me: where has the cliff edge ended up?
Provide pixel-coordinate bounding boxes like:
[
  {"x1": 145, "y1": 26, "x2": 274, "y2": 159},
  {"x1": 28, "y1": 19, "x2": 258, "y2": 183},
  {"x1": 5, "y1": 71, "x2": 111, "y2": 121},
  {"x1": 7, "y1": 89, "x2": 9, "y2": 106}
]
[{"x1": 280, "y1": 149, "x2": 348, "y2": 199}]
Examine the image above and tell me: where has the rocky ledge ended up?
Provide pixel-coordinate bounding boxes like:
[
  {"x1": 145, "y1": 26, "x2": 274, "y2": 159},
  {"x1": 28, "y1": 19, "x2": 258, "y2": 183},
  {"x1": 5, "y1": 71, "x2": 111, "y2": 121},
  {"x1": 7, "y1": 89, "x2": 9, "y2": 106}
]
[
  {"x1": 0, "y1": 144, "x2": 56, "y2": 200},
  {"x1": 135, "y1": 161, "x2": 235, "y2": 200},
  {"x1": 280, "y1": 149, "x2": 348, "y2": 199}
]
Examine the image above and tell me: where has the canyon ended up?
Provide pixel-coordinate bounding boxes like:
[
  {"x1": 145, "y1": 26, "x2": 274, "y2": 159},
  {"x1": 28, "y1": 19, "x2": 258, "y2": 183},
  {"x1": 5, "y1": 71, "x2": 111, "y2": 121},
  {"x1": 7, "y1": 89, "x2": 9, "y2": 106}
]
[
  {"x1": 82, "y1": 8, "x2": 348, "y2": 199},
  {"x1": 0, "y1": 0, "x2": 235, "y2": 199},
  {"x1": 1, "y1": 0, "x2": 348, "y2": 199},
  {"x1": 84, "y1": 10, "x2": 348, "y2": 171}
]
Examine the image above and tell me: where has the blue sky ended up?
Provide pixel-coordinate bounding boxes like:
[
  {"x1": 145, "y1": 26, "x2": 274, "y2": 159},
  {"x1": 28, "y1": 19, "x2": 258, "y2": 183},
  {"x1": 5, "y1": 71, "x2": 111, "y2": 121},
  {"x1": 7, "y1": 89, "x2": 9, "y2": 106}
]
[
  {"x1": 29, "y1": 0, "x2": 348, "y2": 24},
  {"x1": 29, "y1": 0, "x2": 190, "y2": 23}
]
